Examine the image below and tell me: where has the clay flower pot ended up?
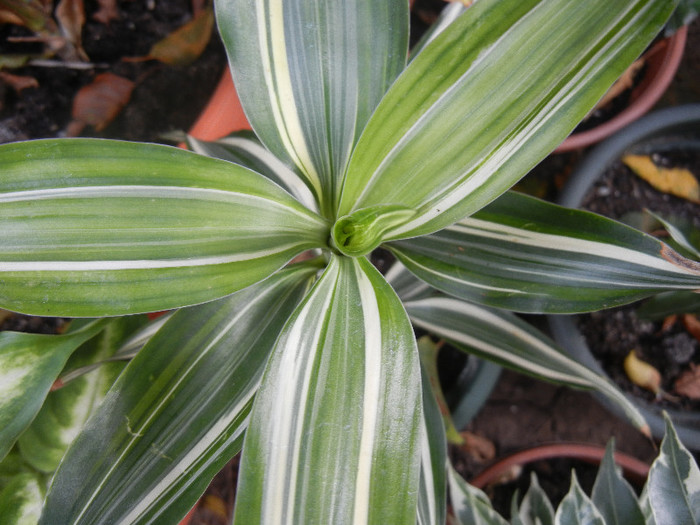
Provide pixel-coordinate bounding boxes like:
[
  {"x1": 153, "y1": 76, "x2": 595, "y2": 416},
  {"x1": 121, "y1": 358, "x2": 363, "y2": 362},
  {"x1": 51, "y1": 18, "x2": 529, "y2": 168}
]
[
  {"x1": 555, "y1": 26, "x2": 687, "y2": 153},
  {"x1": 470, "y1": 443, "x2": 649, "y2": 491}
]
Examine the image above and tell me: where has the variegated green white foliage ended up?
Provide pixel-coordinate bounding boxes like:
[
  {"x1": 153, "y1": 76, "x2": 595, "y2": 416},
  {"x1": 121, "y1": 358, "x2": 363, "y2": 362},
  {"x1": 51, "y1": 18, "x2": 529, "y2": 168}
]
[
  {"x1": 448, "y1": 416, "x2": 700, "y2": 525},
  {"x1": 0, "y1": 0, "x2": 696, "y2": 523}
]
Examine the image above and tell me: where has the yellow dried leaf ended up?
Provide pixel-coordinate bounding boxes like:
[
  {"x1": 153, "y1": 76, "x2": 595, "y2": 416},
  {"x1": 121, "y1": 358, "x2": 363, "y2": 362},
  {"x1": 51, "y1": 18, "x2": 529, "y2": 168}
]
[
  {"x1": 623, "y1": 154, "x2": 700, "y2": 203},
  {"x1": 624, "y1": 350, "x2": 661, "y2": 394},
  {"x1": 147, "y1": 8, "x2": 214, "y2": 66}
]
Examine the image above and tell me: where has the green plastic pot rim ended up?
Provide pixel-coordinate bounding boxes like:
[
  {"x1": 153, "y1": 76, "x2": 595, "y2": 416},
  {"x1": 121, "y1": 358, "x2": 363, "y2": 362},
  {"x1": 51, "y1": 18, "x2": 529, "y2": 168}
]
[{"x1": 549, "y1": 104, "x2": 700, "y2": 448}]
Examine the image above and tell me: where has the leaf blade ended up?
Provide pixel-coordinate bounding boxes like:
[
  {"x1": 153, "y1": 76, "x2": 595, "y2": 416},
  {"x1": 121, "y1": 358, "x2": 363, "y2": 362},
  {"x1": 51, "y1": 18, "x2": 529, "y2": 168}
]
[
  {"x1": 217, "y1": 0, "x2": 409, "y2": 213},
  {"x1": 390, "y1": 191, "x2": 700, "y2": 314},
  {"x1": 0, "y1": 139, "x2": 328, "y2": 316},
  {"x1": 39, "y1": 263, "x2": 317, "y2": 525},
  {"x1": 234, "y1": 255, "x2": 423, "y2": 524},
  {"x1": 338, "y1": 0, "x2": 678, "y2": 239}
]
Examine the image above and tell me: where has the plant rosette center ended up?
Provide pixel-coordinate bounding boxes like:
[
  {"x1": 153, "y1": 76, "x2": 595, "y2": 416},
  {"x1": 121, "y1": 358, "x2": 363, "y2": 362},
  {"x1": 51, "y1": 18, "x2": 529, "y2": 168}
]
[{"x1": 331, "y1": 205, "x2": 416, "y2": 256}]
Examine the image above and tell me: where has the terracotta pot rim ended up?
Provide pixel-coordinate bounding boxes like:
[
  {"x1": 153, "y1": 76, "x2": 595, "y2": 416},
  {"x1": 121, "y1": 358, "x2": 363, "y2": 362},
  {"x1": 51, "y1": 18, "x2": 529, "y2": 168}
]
[
  {"x1": 555, "y1": 26, "x2": 688, "y2": 153},
  {"x1": 470, "y1": 442, "x2": 650, "y2": 490}
]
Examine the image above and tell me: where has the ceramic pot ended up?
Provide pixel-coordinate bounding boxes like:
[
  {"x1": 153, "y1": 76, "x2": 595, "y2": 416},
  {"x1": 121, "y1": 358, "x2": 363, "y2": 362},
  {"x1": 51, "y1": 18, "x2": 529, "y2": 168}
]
[
  {"x1": 549, "y1": 104, "x2": 700, "y2": 447},
  {"x1": 470, "y1": 443, "x2": 649, "y2": 492},
  {"x1": 555, "y1": 27, "x2": 687, "y2": 152}
]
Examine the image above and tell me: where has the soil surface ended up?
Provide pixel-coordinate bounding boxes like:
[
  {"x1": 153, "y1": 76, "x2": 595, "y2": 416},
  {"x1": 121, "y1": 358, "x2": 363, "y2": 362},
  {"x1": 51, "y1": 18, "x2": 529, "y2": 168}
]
[{"x1": 2, "y1": 3, "x2": 700, "y2": 524}]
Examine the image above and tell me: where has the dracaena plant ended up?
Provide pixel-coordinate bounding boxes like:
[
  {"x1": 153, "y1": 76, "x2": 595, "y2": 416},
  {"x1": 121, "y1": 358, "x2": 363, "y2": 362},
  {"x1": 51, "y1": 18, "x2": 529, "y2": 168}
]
[{"x1": 1, "y1": 0, "x2": 699, "y2": 523}]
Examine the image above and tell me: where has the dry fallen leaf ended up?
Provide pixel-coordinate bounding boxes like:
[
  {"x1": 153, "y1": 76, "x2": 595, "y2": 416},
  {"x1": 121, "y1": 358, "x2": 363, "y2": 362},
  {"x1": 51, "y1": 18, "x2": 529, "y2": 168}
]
[
  {"x1": 674, "y1": 363, "x2": 700, "y2": 400},
  {"x1": 92, "y1": 0, "x2": 119, "y2": 24},
  {"x1": 125, "y1": 8, "x2": 214, "y2": 66},
  {"x1": 67, "y1": 72, "x2": 134, "y2": 135},
  {"x1": 458, "y1": 431, "x2": 496, "y2": 463},
  {"x1": 55, "y1": 0, "x2": 89, "y2": 61},
  {"x1": 624, "y1": 350, "x2": 661, "y2": 395},
  {"x1": 0, "y1": 71, "x2": 39, "y2": 93},
  {"x1": 593, "y1": 58, "x2": 645, "y2": 112},
  {"x1": 623, "y1": 154, "x2": 700, "y2": 203},
  {"x1": 683, "y1": 314, "x2": 700, "y2": 343}
]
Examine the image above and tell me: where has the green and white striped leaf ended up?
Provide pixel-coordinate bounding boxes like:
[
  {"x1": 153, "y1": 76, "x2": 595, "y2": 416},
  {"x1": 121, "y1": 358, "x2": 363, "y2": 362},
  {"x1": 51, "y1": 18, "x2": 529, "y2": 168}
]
[
  {"x1": 647, "y1": 210, "x2": 700, "y2": 260},
  {"x1": 447, "y1": 463, "x2": 508, "y2": 525},
  {"x1": 554, "y1": 474, "x2": 605, "y2": 525},
  {"x1": 405, "y1": 296, "x2": 649, "y2": 434},
  {"x1": 519, "y1": 474, "x2": 556, "y2": 525},
  {"x1": 40, "y1": 263, "x2": 317, "y2": 525},
  {"x1": 0, "y1": 139, "x2": 328, "y2": 317},
  {"x1": 234, "y1": 255, "x2": 423, "y2": 525},
  {"x1": 336, "y1": 0, "x2": 677, "y2": 247},
  {"x1": 636, "y1": 291, "x2": 700, "y2": 320},
  {"x1": 0, "y1": 320, "x2": 108, "y2": 462},
  {"x1": 18, "y1": 316, "x2": 148, "y2": 473},
  {"x1": 384, "y1": 260, "x2": 433, "y2": 303},
  {"x1": 217, "y1": 0, "x2": 409, "y2": 215},
  {"x1": 187, "y1": 132, "x2": 318, "y2": 212},
  {"x1": 390, "y1": 192, "x2": 700, "y2": 314},
  {"x1": 417, "y1": 348, "x2": 447, "y2": 525},
  {"x1": 591, "y1": 440, "x2": 645, "y2": 525},
  {"x1": 645, "y1": 413, "x2": 700, "y2": 525}
]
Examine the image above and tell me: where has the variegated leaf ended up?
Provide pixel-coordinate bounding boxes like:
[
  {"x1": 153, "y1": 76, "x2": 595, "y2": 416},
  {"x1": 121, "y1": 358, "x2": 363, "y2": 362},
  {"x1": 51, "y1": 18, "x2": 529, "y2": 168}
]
[
  {"x1": 590, "y1": 440, "x2": 645, "y2": 525},
  {"x1": 0, "y1": 319, "x2": 109, "y2": 462},
  {"x1": 0, "y1": 139, "x2": 328, "y2": 316},
  {"x1": 447, "y1": 462, "x2": 508, "y2": 525},
  {"x1": 645, "y1": 413, "x2": 700, "y2": 525},
  {"x1": 519, "y1": 473, "x2": 556, "y2": 525},
  {"x1": 18, "y1": 316, "x2": 148, "y2": 473},
  {"x1": 405, "y1": 296, "x2": 649, "y2": 434},
  {"x1": 217, "y1": 0, "x2": 409, "y2": 215},
  {"x1": 233, "y1": 255, "x2": 423, "y2": 524},
  {"x1": 0, "y1": 471, "x2": 44, "y2": 525},
  {"x1": 390, "y1": 192, "x2": 700, "y2": 314},
  {"x1": 554, "y1": 474, "x2": 605, "y2": 525},
  {"x1": 417, "y1": 349, "x2": 447, "y2": 525},
  {"x1": 187, "y1": 132, "x2": 318, "y2": 212},
  {"x1": 40, "y1": 263, "x2": 317, "y2": 525},
  {"x1": 335, "y1": 0, "x2": 678, "y2": 252}
]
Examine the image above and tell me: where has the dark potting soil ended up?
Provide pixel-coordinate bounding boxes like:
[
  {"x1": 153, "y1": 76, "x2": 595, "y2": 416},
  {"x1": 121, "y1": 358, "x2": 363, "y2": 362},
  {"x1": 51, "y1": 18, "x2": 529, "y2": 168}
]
[
  {"x1": 0, "y1": 0, "x2": 226, "y2": 144},
  {"x1": 576, "y1": 153, "x2": 700, "y2": 412}
]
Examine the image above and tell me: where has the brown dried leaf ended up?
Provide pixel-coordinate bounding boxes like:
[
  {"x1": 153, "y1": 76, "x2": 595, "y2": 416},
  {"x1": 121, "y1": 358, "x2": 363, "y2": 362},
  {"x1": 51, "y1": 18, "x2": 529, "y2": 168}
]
[
  {"x1": 674, "y1": 364, "x2": 700, "y2": 400},
  {"x1": 146, "y1": 8, "x2": 214, "y2": 66},
  {"x1": 623, "y1": 154, "x2": 700, "y2": 203},
  {"x1": 0, "y1": 71, "x2": 39, "y2": 92},
  {"x1": 92, "y1": 0, "x2": 119, "y2": 24},
  {"x1": 683, "y1": 314, "x2": 700, "y2": 343},
  {"x1": 68, "y1": 72, "x2": 134, "y2": 134},
  {"x1": 55, "y1": 0, "x2": 88, "y2": 61},
  {"x1": 593, "y1": 58, "x2": 645, "y2": 111},
  {"x1": 0, "y1": 0, "x2": 54, "y2": 33},
  {"x1": 458, "y1": 431, "x2": 496, "y2": 463}
]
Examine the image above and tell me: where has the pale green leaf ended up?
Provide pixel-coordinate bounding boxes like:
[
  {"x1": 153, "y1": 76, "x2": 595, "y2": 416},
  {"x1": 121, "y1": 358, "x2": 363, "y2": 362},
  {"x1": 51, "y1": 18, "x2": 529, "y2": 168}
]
[
  {"x1": 336, "y1": 0, "x2": 678, "y2": 248},
  {"x1": 646, "y1": 414, "x2": 700, "y2": 525},
  {"x1": 591, "y1": 441, "x2": 645, "y2": 525},
  {"x1": 390, "y1": 192, "x2": 700, "y2": 314},
  {"x1": 0, "y1": 320, "x2": 109, "y2": 462},
  {"x1": 217, "y1": 0, "x2": 409, "y2": 215},
  {"x1": 18, "y1": 316, "x2": 148, "y2": 473},
  {"x1": 187, "y1": 132, "x2": 319, "y2": 212},
  {"x1": 233, "y1": 255, "x2": 423, "y2": 524},
  {"x1": 447, "y1": 462, "x2": 508, "y2": 525},
  {"x1": 40, "y1": 263, "x2": 317, "y2": 525},
  {"x1": 405, "y1": 296, "x2": 649, "y2": 434},
  {"x1": 554, "y1": 474, "x2": 605, "y2": 525},
  {"x1": 0, "y1": 139, "x2": 328, "y2": 316}
]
